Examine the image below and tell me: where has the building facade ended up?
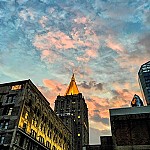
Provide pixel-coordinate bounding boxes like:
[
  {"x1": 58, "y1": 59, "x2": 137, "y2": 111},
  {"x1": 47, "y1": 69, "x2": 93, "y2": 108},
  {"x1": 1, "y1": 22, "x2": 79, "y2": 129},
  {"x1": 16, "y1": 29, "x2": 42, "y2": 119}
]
[
  {"x1": 138, "y1": 61, "x2": 150, "y2": 105},
  {"x1": 0, "y1": 79, "x2": 72, "y2": 150},
  {"x1": 54, "y1": 74, "x2": 89, "y2": 150},
  {"x1": 110, "y1": 106, "x2": 150, "y2": 150}
]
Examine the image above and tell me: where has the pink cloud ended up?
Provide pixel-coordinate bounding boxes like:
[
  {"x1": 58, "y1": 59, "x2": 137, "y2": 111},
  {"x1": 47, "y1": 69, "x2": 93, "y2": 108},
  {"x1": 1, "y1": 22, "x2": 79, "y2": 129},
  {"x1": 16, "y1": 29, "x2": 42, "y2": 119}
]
[
  {"x1": 106, "y1": 35, "x2": 125, "y2": 53},
  {"x1": 38, "y1": 79, "x2": 67, "y2": 108},
  {"x1": 74, "y1": 16, "x2": 87, "y2": 24},
  {"x1": 39, "y1": 16, "x2": 48, "y2": 28},
  {"x1": 34, "y1": 31, "x2": 75, "y2": 50},
  {"x1": 85, "y1": 49, "x2": 97, "y2": 58},
  {"x1": 34, "y1": 16, "x2": 101, "y2": 64},
  {"x1": 43, "y1": 79, "x2": 66, "y2": 94}
]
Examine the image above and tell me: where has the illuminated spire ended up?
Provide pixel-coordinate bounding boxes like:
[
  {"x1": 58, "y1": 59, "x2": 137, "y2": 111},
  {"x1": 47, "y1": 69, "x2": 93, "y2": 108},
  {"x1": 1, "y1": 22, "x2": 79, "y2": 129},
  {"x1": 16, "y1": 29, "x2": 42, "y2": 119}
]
[{"x1": 65, "y1": 74, "x2": 79, "y2": 95}]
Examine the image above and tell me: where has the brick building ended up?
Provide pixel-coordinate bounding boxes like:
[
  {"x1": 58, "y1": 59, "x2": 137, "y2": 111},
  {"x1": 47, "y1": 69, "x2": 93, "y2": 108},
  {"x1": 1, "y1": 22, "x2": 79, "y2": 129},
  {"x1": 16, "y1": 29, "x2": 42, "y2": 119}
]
[{"x1": 0, "y1": 79, "x2": 72, "y2": 150}]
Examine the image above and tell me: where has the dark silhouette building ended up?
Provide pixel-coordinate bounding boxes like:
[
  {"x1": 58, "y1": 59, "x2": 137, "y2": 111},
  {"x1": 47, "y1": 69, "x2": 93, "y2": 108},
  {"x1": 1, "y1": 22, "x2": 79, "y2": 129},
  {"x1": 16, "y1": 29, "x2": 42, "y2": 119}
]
[
  {"x1": 138, "y1": 61, "x2": 150, "y2": 105},
  {"x1": 110, "y1": 106, "x2": 150, "y2": 150},
  {"x1": 54, "y1": 74, "x2": 89, "y2": 150},
  {"x1": 0, "y1": 79, "x2": 72, "y2": 150}
]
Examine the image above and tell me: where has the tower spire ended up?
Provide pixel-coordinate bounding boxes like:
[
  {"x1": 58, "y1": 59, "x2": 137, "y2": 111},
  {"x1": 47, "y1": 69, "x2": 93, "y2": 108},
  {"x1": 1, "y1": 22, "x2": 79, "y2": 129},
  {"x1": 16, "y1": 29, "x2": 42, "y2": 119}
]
[{"x1": 65, "y1": 74, "x2": 79, "y2": 95}]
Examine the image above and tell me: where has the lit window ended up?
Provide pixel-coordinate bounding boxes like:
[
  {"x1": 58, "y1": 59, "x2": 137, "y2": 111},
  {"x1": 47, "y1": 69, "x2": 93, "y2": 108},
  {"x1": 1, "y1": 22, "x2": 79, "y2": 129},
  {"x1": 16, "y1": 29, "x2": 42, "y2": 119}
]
[
  {"x1": 78, "y1": 133, "x2": 80, "y2": 136},
  {"x1": 25, "y1": 112, "x2": 28, "y2": 119},
  {"x1": 0, "y1": 135, "x2": 5, "y2": 144},
  {"x1": 4, "y1": 121, "x2": 9, "y2": 129},
  {"x1": 11, "y1": 85, "x2": 22, "y2": 90},
  {"x1": 8, "y1": 108, "x2": 13, "y2": 115},
  {"x1": 3, "y1": 107, "x2": 13, "y2": 115},
  {"x1": 0, "y1": 120, "x2": 9, "y2": 130},
  {"x1": 78, "y1": 116, "x2": 80, "y2": 119}
]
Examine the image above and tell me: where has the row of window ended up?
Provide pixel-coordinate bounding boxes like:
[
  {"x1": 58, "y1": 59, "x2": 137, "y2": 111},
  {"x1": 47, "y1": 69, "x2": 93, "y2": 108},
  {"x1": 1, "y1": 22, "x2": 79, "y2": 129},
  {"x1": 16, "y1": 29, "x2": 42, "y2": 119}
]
[
  {"x1": 0, "y1": 120, "x2": 9, "y2": 130},
  {"x1": 30, "y1": 129, "x2": 67, "y2": 149},
  {"x1": 22, "y1": 123, "x2": 67, "y2": 148}
]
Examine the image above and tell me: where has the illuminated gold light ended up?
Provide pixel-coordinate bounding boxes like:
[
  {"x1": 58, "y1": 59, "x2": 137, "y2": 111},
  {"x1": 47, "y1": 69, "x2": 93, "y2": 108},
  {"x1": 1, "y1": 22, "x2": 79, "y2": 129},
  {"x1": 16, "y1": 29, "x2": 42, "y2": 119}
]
[
  {"x1": 11, "y1": 85, "x2": 22, "y2": 90},
  {"x1": 78, "y1": 133, "x2": 80, "y2": 136},
  {"x1": 78, "y1": 116, "x2": 80, "y2": 119},
  {"x1": 65, "y1": 74, "x2": 79, "y2": 95}
]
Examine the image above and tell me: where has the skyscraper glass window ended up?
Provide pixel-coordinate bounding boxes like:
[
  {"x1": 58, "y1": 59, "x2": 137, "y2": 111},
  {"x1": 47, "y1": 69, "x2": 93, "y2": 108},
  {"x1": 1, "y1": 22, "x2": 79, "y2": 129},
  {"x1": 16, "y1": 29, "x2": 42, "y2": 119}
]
[{"x1": 138, "y1": 61, "x2": 150, "y2": 105}]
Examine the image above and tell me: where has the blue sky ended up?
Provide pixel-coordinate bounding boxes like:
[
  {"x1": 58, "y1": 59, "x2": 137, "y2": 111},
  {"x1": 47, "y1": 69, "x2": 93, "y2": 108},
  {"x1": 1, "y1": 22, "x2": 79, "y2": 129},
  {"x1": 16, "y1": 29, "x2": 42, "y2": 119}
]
[{"x1": 0, "y1": 0, "x2": 150, "y2": 144}]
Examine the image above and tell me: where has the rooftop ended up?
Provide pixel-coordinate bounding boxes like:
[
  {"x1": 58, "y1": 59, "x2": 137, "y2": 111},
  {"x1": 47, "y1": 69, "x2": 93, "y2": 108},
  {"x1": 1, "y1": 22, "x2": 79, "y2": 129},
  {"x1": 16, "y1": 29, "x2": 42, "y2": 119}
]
[{"x1": 110, "y1": 105, "x2": 150, "y2": 116}]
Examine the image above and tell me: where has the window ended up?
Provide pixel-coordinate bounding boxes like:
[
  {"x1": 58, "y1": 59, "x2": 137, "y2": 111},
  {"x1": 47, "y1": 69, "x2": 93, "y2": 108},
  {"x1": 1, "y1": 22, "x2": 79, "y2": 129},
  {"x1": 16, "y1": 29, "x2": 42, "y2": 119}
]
[
  {"x1": 78, "y1": 116, "x2": 80, "y2": 119},
  {"x1": 23, "y1": 123, "x2": 27, "y2": 131},
  {"x1": 39, "y1": 136, "x2": 44, "y2": 144},
  {"x1": 47, "y1": 130, "x2": 52, "y2": 138},
  {"x1": 3, "y1": 107, "x2": 13, "y2": 116},
  {"x1": 8, "y1": 108, "x2": 13, "y2": 115},
  {"x1": 32, "y1": 118, "x2": 38, "y2": 127},
  {"x1": 0, "y1": 120, "x2": 9, "y2": 130},
  {"x1": 46, "y1": 141, "x2": 51, "y2": 148},
  {"x1": 11, "y1": 85, "x2": 21, "y2": 90},
  {"x1": 78, "y1": 133, "x2": 80, "y2": 137},
  {"x1": 30, "y1": 129, "x2": 37, "y2": 138},
  {"x1": 4, "y1": 121, "x2": 9, "y2": 129},
  {"x1": 6, "y1": 95, "x2": 16, "y2": 103},
  {"x1": 25, "y1": 111, "x2": 28, "y2": 119},
  {"x1": 0, "y1": 135, "x2": 5, "y2": 144}
]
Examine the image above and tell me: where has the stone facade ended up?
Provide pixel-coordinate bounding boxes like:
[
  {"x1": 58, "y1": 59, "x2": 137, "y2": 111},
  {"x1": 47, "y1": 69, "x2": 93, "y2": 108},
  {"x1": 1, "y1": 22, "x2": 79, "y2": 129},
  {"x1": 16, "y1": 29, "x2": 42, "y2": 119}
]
[{"x1": 0, "y1": 79, "x2": 72, "y2": 150}]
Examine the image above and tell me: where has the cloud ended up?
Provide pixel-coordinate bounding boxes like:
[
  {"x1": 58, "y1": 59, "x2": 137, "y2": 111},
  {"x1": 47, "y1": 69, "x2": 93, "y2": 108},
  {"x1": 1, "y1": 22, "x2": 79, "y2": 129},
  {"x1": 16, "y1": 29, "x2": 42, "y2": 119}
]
[
  {"x1": 106, "y1": 36, "x2": 125, "y2": 53},
  {"x1": 90, "y1": 113, "x2": 109, "y2": 125},
  {"x1": 79, "y1": 81, "x2": 103, "y2": 90},
  {"x1": 89, "y1": 127, "x2": 111, "y2": 144}
]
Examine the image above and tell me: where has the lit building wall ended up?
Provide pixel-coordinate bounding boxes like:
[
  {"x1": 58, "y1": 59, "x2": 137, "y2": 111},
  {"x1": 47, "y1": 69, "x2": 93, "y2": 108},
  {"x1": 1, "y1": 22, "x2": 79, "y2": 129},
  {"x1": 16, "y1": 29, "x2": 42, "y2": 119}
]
[{"x1": 0, "y1": 79, "x2": 72, "y2": 150}]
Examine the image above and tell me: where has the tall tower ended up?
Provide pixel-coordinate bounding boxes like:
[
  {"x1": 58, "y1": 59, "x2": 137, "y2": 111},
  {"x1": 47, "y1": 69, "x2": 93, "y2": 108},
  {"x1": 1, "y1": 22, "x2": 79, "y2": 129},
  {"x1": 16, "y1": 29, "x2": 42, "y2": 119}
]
[
  {"x1": 54, "y1": 74, "x2": 89, "y2": 150},
  {"x1": 138, "y1": 61, "x2": 150, "y2": 105}
]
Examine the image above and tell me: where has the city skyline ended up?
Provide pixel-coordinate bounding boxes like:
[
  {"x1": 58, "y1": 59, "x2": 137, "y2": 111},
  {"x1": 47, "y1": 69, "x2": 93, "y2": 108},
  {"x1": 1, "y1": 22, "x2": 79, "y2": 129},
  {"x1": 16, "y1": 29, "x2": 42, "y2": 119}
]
[{"x1": 0, "y1": 0, "x2": 150, "y2": 144}]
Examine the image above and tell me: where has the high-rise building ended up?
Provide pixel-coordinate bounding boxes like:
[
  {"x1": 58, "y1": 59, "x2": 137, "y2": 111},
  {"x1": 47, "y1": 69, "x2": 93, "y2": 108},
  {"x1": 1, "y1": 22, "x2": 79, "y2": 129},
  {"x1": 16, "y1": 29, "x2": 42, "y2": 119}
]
[
  {"x1": 54, "y1": 74, "x2": 89, "y2": 150},
  {"x1": 138, "y1": 61, "x2": 150, "y2": 105},
  {"x1": 0, "y1": 79, "x2": 72, "y2": 150}
]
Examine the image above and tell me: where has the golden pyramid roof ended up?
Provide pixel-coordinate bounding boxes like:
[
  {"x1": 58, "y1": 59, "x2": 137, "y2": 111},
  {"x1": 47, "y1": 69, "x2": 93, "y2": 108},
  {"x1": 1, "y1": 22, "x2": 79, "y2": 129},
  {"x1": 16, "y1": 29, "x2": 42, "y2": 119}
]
[{"x1": 65, "y1": 74, "x2": 79, "y2": 95}]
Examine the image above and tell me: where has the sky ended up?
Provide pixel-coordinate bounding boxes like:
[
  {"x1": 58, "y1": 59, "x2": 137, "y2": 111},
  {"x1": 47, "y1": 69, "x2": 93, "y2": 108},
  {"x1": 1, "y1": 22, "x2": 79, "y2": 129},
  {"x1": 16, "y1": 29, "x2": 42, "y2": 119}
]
[{"x1": 0, "y1": 0, "x2": 150, "y2": 144}]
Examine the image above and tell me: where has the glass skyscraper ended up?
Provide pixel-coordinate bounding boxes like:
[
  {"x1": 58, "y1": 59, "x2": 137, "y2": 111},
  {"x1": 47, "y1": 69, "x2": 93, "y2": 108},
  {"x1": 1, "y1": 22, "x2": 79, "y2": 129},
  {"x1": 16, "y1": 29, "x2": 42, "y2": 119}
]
[{"x1": 138, "y1": 61, "x2": 150, "y2": 105}]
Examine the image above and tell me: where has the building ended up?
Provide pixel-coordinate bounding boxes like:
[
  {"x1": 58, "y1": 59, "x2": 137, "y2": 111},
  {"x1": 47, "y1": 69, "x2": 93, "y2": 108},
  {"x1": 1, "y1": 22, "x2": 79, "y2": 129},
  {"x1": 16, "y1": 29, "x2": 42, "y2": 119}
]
[
  {"x1": 138, "y1": 61, "x2": 150, "y2": 105},
  {"x1": 54, "y1": 74, "x2": 89, "y2": 150},
  {"x1": 83, "y1": 136, "x2": 113, "y2": 150},
  {"x1": 110, "y1": 106, "x2": 150, "y2": 150},
  {"x1": 0, "y1": 79, "x2": 72, "y2": 150}
]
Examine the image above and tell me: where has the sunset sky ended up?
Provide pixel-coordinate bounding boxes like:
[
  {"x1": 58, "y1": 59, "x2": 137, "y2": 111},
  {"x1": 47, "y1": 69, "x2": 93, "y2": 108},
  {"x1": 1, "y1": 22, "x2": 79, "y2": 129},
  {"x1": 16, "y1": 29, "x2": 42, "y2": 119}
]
[{"x1": 0, "y1": 0, "x2": 150, "y2": 144}]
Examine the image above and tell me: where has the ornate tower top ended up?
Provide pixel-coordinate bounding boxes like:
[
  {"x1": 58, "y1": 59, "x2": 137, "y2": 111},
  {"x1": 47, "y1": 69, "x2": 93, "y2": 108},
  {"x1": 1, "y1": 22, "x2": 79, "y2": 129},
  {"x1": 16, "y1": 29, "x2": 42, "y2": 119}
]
[{"x1": 65, "y1": 74, "x2": 79, "y2": 95}]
